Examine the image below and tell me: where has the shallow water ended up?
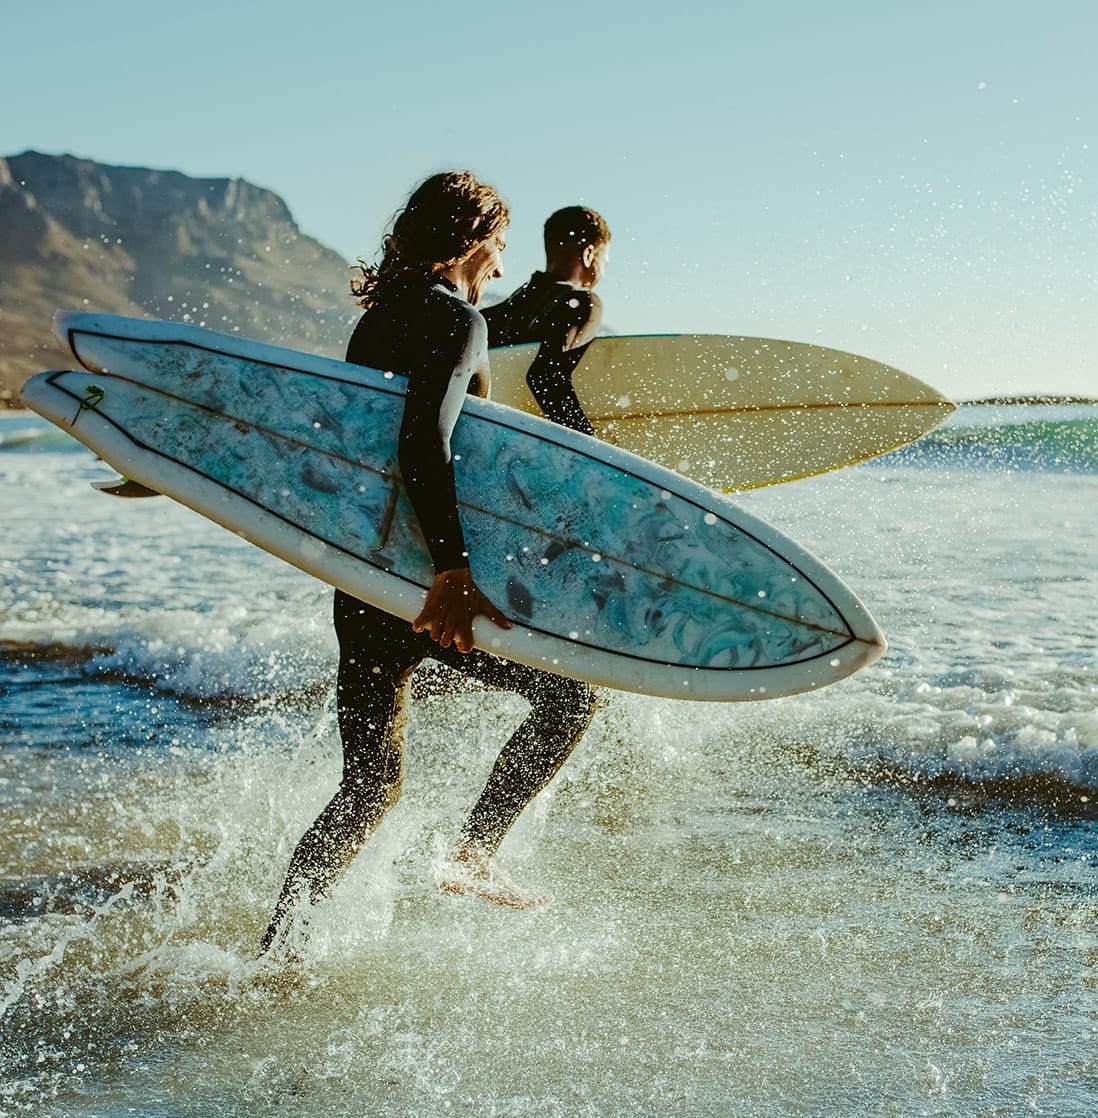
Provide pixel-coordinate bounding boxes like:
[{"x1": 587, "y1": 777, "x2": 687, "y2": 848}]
[{"x1": 1, "y1": 406, "x2": 1096, "y2": 1116}]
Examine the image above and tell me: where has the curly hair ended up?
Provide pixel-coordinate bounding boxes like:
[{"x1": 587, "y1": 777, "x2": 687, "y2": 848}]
[{"x1": 351, "y1": 171, "x2": 510, "y2": 309}]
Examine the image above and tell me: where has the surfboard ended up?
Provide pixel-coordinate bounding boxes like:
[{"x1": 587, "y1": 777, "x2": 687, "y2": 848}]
[
  {"x1": 487, "y1": 334, "x2": 954, "y2": 491},
  {"x1": 25, "y1": 310, "x2": 886, "y2": 701}
]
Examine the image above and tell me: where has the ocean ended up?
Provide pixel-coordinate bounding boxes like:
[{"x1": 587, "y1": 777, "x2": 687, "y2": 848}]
[{"x1": 1, "y1": 403, "x2": 1095, "y2": 1116}]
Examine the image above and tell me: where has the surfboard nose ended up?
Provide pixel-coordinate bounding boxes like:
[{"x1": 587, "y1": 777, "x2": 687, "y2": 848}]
[
  {"x1": 864, "y1": 629, "x2": 888, "y2": 665},
  {"x1": 53, "y1": 308, "x2": 76, "y2": 344}
]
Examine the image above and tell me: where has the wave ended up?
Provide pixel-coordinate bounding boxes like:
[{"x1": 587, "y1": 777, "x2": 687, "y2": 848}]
[
  {"x1": 0, "y1": 414, "x2": 85, "y2": 453},
  {"x1": 8, "y1": 621, "x2": 1093, "y2": 808},
  {"x1": 822, "y1": 670, "x2": 1098, "y2": 802},
  {"x1": 1, "y1": 608, "x2": 336, "y2": 706},
  {"x1": 875, "y1": 404, "x2": 1098, "y2": 472}
]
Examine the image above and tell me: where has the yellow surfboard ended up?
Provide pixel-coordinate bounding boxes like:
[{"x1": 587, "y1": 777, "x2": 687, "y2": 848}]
[{"x1": 488, "y1": 334, "x2": 954, "y2": 491}]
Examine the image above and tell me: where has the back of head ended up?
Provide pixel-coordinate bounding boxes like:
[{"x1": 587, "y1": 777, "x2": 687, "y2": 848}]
[
  {"x1": 543, "y1": 206, "x2": 611, "y2": 259},
  {"x1": 352, "y1": 171, "x2": 509, "y2": 308}
]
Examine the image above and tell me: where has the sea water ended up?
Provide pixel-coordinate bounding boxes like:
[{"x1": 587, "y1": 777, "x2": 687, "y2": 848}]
[{"x1": 1, "y1": 405, "x2": 1095, "y2": 1117}]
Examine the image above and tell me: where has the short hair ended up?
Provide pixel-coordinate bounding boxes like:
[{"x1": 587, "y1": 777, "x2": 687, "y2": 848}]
[
  {"x1": 351, "y1": 171, "x2": 509, "y2": 308},
  {"x1": 543, "y1": 206, "x2": 611, "y2": 255}
]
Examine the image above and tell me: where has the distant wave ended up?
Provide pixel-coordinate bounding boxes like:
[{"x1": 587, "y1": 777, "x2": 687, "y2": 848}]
[
  {"x1": 8, "y1": 401, "x2": 1098, "y2": 471},
  {"x1": 0, "y1": 416, "x2": 83, "y2": 453},
  {"x1": 1, "y1": 632, "x2": 333, "y2": 708},
  {"x1": 875, "y1": 407, "x2": 1098, "y2": 473}
]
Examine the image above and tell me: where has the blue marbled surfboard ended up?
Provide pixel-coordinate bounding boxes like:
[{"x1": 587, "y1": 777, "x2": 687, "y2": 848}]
[{"x1": 21, "y1": 312, "x2": 886, "y2": 700}]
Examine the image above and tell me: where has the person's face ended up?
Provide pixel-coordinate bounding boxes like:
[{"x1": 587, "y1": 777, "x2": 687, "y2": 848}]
[
  {"x1": 581, "y1": 241, "x2": 610, "y2": 289},
  {"x1": 463, "y1": 229, "x2": 506, "y2": 305}
]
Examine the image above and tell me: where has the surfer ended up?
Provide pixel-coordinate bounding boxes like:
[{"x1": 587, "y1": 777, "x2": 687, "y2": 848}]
[
  {"x1": 259, "y1": 172, "x2": 596, "y2": 957},
  {"x1": 481, "y1": 206, "x2": 611, "y2": 434}
]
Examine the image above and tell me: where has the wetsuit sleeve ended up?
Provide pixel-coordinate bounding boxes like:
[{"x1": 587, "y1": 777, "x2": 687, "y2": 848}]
[
  {"x1": 397, "y1": 305, "x2": 487, "y2": 572},
  {"x1": 479, "y1": 299, "x2": 505, "y2": 338},
  {"x1": 524, "y1": 291, "x2": 602, "y2": 436}
]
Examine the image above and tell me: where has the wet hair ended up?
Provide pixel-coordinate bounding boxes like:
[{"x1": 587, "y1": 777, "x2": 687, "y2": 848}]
[
  {"x1": 543, "y1": 206, "x2": 611, "y2": 255},
  {"x1": 351, "y1": 171, "x2": 509, "y2": 309}
]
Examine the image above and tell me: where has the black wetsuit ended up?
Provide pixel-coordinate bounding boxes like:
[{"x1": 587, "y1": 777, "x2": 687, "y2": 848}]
[
  {"x1": 482, "y1": 271, "x2": 602, "y2": 435},
  {"x1": 262, "y1": 278, "x2": 595, "y2": 945}
]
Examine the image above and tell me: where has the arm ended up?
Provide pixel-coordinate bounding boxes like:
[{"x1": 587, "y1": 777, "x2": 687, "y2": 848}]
[
  {"x1": 398, "y1": 305, "x2": 510, "y2": 652},
  {"x1": 524, "y1": 291, "x2": 602, "y2": 436},
  {"x1": 526, "y1": 347, "x2": 596, "y2": 435},
  {"x1": 397, "y1": 317, "x2": 476, "y2": 573}
]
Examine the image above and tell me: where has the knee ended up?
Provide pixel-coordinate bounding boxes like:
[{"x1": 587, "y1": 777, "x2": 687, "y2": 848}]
[
  {"x1": 379, "y1": 773, "x2": 403, "y2": 814},
  {"x1": 575, "y1": 682, "x2": 599, "y2": 724},
  {"x1": 338, "y1": 769, "x2": 403, "y2": 831},
  {"x1": 537, "y1": 679, "x2": 597, "y2": 736}
]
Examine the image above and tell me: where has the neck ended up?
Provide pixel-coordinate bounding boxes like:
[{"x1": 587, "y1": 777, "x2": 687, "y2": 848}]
[
  {"x1": 437, "y1": 265, "x2": 470, "y2": 301},
  {"x1": 545, "y1": 257, "x2": 590, "y2": 288}
]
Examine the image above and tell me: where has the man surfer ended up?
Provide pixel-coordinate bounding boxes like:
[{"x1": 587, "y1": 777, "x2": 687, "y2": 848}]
[
  {"x1": 260, "y1": 173, "x2": 596, "y2": 957},
  {"x1": 482, "y1": 205, "x2": 611, "y2": 434}
]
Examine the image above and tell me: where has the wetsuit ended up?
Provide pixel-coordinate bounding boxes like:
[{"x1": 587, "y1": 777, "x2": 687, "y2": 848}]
[
  {"x1": 481, "y1": 271, "x2": 603, "y2": 435},
  {"x1": 262, "y1": 277, "x2": 595, "y2": 945}
]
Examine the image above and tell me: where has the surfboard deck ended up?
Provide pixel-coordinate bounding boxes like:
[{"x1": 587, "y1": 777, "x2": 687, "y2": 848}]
[
  {"x1": 488, "y1": 333, "x2": 954, "y2": 491},
  {"x1": 28, "y1": 310, "x2": 887, "y2": 701}
]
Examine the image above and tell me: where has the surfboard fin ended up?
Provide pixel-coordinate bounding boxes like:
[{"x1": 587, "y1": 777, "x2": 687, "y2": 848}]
[{"x1": 92, "y1": 476, "x2": 162, "y2": 498}]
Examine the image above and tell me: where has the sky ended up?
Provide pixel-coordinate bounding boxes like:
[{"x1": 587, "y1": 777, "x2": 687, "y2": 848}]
[{"x1": 3, "y1": 0, "x2": 1097, "y2": 400}]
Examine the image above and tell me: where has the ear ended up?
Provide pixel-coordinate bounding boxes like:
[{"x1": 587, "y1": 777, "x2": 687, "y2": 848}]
[{"x1": 581, "y1": 243, "x2": 596, "y2": 269}]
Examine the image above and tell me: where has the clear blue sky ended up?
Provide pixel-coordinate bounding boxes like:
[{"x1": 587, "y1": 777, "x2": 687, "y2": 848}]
[{"x1": 4, "y1": 0, "x2": 1096, "y2": 398}]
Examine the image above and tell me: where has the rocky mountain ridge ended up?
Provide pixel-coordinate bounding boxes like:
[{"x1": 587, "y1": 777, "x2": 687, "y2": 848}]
[{"x1": 0, "y1": 151, "x2": 355, "y2": 405}]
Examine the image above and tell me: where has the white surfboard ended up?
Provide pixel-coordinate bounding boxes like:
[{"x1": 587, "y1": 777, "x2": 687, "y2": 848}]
[
  {"x1": 25, "y1": 311, "x2": 886, "y2": 701},
  {"x1": 488, "y1": 333, "x2": 954, "y2": 491}
]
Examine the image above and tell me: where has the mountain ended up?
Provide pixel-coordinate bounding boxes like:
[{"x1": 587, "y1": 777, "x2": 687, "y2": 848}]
[{"x1": 0, "y1": 151, "x2": 356, "y2": 407}]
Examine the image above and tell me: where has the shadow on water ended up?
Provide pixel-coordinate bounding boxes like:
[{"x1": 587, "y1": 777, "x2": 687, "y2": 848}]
[{"x1": 0, "y1": 861, "x2": 183, "y2": 925}]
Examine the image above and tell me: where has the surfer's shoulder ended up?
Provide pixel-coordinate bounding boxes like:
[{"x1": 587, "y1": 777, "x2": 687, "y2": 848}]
[
  {"x1": 548, "y1": 284, "x2": 601, "y2": 350},
  {"x1": 426, "y1": 281, "x2": 487, "y2": 352}
]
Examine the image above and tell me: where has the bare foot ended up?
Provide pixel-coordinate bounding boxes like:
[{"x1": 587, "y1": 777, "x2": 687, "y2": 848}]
[{"x1": 437, "y1": 846, "x2": 552, "y2": 910}]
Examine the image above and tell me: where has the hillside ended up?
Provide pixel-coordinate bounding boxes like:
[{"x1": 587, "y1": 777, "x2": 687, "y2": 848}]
[{"x1": 0, "y1": 152, "x2": 355, "y2": 406}]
